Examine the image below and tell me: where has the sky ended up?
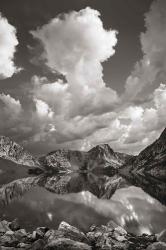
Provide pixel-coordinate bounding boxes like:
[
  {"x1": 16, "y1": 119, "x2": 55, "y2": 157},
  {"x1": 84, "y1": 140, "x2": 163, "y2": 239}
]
[{"x1": 0, "y1": 0, "x2": 166, "y2": 155}]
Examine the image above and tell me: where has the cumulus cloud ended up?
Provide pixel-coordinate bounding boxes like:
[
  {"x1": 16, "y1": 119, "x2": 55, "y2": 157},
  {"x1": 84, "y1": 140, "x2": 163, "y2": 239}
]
[
  {"x1": 84, "y1": 83, "x2": 166, "y2": 154},
  {"x1": 31, "y1": 7, "x2": 117, "y2": 74},
  {"x1": 0, "y1": 13, "x2": 19, "y2": 79},
  {"x1": 34, "y1": 98, "x2": 54, "y2": 119},
  {"x1": 124, "y1": 0, "x2": 166, "y2": 101},
  {"x1": 0, "y1": 3, "x2": 166, "y2": 156},
  {"x1": 23, "y1": 82, "x2": 166, "y2": 155},
  {"x1": 29, "y1": 74, "x2": 117, "y2": 145},
  {"x1": 12, "y1": 7, "x2": 119, "y2": 151},
  {"x1": 0, "y1": 93, "x2": 23, "y2": 135},
  {"x1": 0, "y1": 93, "x2": 22, "y2": 118},
  {"x1": 31, "y1": 7, "x2": 119, "y2": 118},
  {"x1": 23, "y1": 4, "x2": 166, "y2": 154}
]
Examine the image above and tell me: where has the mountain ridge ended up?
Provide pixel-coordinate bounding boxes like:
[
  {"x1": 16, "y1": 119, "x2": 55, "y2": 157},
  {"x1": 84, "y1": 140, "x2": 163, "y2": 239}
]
[
  {"x1": 0, "y1": 136, "x2": 40, "y2": 168},
  {"x1": 1, "y1": 128, "x2": 166, "y2": 178},
  {"x1": 39, "y1": 143, "x2": 132, "y2": 172},
  {"x1": 128, "y1": 128, "x2": 166, "y2": 180}
]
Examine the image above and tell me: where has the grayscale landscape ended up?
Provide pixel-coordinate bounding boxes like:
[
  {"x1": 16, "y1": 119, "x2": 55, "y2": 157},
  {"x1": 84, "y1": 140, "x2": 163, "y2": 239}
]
[{"x1": 0, "y1": 0, "x2": 166, "y2": 249}]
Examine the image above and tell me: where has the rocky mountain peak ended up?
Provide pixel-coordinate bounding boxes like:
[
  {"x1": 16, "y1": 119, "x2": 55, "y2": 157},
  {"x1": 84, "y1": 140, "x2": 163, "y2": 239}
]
[
  {"x1": 88, "y1": 144, "x2": 115, "y2": 156},
  {"x1": 0, "y1": 135, "x2": 40, "y2": 168},
  {"x1": 39, "y1": 142, "x2": 132, "y2": 172}
]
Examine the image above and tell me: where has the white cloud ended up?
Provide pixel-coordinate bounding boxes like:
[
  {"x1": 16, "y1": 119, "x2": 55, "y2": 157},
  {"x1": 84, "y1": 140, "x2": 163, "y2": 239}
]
[
  {"x1": 31, "y1": 7, "x2": 117, "y2": 75},
  {"x1": 0, "y1": 93, "x2": 22, "y2": 118},
  {"x1": 0, "y1": 13, "x2": 19, "y2": 79},
  {"x1": 0, "y1": 4, "x2": 166, "y2": 156},
  {"x1": 0, "y1": 93, "x2": 23, "y2": 135},
  {"x1": 24, "y1": 5, "x2": 166, "y2": 154},
  {"x1": 31, "y1": 7, "x2": 119, "y2": 118},
  {"x1": 83, "y1": 83, "x2": 166, "y2": 154},
  {"x1": 16, "y1": 7, "x2": 119, "y2": 149},
  {"x1": 124, "y1": 0, "x2": 166, "y2": 101},
  {"x1": 32, "y1": 76, "x2": 70, "y2": 116},
  {"x1": 34, "y1": 98, "x2": 54, "y2": 118},
  {"x1": 153, "y1": 83, "x2": 166, "y2": 126}
]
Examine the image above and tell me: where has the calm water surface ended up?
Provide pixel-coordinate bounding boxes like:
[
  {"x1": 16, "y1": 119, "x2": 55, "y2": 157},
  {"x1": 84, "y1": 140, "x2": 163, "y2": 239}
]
[{"x1": 0, "y1": 159, "x2": 166, "y2": 235}]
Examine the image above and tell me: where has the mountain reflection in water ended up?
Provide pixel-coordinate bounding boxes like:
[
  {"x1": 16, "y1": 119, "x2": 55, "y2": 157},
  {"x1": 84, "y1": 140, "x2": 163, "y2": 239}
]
[{"x1": 0, "y1": 162, "x2": 166, "y2": 235}]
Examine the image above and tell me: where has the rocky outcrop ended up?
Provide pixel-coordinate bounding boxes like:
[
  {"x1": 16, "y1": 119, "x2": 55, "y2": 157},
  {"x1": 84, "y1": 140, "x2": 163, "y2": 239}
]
[
  {"x1": 39, "y1": 149, "x2": 86, "y2": 173},
  {"x1": 86, "y1": 222, "x2": 158, "y2": 250},
  {"x1": 44, "y1": 221, "x2": 91, "y2": 250},
  {"x1": 39, "y1": 144, "x2": 132, "y2": 173},
  {"x1": 88, "y1": 144, "x2": 132, "y2": 171},
  {"x1": 0, "y1": 219, "x2": 165, "y2": 250},
  {"x1": 147, "y1": 242, "x2": 166, "y2": 250},
  {"x1": 129, "y1": 128, "x2": 166, "y2": 180},
  {"x1": 0, "y1": 136, "x2": 41, "y2": 168}
]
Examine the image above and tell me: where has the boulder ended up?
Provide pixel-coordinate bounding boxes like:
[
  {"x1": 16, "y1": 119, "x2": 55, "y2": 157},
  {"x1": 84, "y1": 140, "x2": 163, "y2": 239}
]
[
  {"x1": 58, "y1": 221, "x2": 89, "y2": 244},
  {"x1": 9, "y1": 219, "x2": 20, "y2": 231},
  {"x1": 17, "y1": 242, "x2": 31, "y2": 248},
  {"x1": 30, "y1": 239, "x2": 45, "y2": 250},
  {"x1": 0, "y1": 233, "x2": 18, "y2": 247},
  {"x1": 14, "y1": 229, "x2": 27, "y2": 241},
  {"x1": 44, "y1": 222, "x2": 89, "y2": 245},
  {"x1": 32, "y1": 227, "x2": 48, "y2": 240},
  {"x1": 0, "y1": 221, "x2": 10, "y2": 234},
  {"x1": 87, "y1": 223, "x2": 120, "y2": 249},
  {"x1": 44, "y1": 229, "x2": 57, "y2": 242},
  {"x1": 147, "y1": 242, "x2": 166, "y2": 250},
  {"x1": 44, "y1": 238, "x2": 91, "y2": 250}
]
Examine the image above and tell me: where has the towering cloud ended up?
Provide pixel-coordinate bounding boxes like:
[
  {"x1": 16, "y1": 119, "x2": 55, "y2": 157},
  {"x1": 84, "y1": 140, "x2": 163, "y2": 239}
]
[
  {"x1": 125, "y1": 0, "x2": 166, "y2": 100},
  {"x1": 25, "y1": 3, "x2": 166, "y2": 153},
  {"x1": 0, "y1": 13, "x2": 19, "y2": 79},
  {"x1": 31, "y1": 7, "x2": 119, "y2": 118}
]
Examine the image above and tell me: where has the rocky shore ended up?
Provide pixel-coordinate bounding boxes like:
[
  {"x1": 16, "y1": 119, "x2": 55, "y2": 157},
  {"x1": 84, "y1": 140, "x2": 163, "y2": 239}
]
[{"x1": 0, "y1": 219, "x2": 166, "y2": 250}]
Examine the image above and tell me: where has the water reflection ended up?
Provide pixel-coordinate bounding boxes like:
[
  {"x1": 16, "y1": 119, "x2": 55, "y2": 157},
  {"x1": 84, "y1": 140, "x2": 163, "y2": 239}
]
[
  {"x1": 122, "y1": 172, "x2": 166, "y2": 205},
  {"x1": 112, "y1": 186, "x2": 166, "y2": 235},
  {"x1": 0, "y1": 158, "x2": 29, "y2": 186},
  {"x1": 0, "y1": 162, "x2": 166, "y2": 235},
  {"x1": 40, "y1": 173, "x2": 124, "y2": 199},
  {"x1": 0, "y1": 186, "x2": 109, "y2": 232}
]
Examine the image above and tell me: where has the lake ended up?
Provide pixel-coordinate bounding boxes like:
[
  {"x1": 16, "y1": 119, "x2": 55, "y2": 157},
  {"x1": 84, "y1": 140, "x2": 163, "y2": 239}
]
[{"x1": 0, "y1": 159, "x2": 166, "y2": 236}]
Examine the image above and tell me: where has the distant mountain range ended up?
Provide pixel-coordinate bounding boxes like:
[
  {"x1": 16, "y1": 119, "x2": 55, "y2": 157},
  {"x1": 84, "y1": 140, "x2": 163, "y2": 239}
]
[
  {"x1": 0, "y1": 128, "x2": 166, "y2": 179},
  {"x1": 39, "y1": 144, "x2": 132, "y2": 173}
]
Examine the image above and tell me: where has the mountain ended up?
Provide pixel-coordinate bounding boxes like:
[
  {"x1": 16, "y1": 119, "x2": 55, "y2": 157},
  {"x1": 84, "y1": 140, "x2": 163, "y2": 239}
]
[
  {"x1": 0, "y1": 136, "x2": 131, "y2": 173},
  {"x1": 0, "y1": 136, "x2": 40, "y2": 168},
  {"x1": 39, "y1": 149, "x2": 86, "y2": 172},
  {"x1": 87, "y1": 144, "x2": 132, "y2": 171},
  {"x1": 39, "y1": 144, "x2": 132, "y2": 173},
  {"x1": 129, "y1": 128, "x2": 166, "y2": 180}
]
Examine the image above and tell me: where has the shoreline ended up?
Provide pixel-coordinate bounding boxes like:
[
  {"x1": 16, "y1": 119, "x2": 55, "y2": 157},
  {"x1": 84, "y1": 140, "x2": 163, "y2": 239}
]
[{"x1": 0, "y1": 219, "x2": 166, "y2": 250}]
